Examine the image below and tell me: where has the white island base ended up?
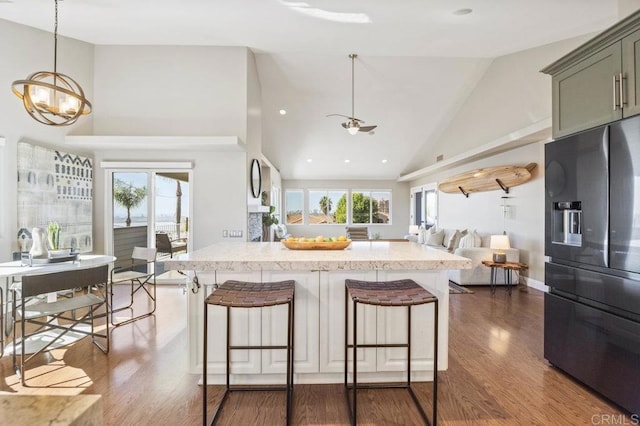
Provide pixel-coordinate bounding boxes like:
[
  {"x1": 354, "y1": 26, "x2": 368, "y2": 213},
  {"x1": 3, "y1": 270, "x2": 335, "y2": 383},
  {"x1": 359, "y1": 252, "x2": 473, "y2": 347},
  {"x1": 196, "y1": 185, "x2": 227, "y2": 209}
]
[{"x1": 167, "y1": 242, "x2": 471, "y2": 385}]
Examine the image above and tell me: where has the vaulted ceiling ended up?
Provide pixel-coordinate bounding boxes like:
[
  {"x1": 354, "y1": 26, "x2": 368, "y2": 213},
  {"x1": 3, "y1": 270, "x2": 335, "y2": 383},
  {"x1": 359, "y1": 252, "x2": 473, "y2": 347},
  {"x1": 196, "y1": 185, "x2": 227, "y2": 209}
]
[{"x1": 0, "y1": 0, "x2": 621, "y2": 180}]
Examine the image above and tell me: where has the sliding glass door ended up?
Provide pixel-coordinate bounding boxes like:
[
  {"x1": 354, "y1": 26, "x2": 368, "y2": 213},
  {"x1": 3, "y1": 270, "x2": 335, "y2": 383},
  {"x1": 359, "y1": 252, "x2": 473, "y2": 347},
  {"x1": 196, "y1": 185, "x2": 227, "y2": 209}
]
[
  {"x1": 112, "y1": 172, "x2": 149, "y2": 261},
  {"x1": 107, "y1": 167, "x2": 192, "y2": 269}
]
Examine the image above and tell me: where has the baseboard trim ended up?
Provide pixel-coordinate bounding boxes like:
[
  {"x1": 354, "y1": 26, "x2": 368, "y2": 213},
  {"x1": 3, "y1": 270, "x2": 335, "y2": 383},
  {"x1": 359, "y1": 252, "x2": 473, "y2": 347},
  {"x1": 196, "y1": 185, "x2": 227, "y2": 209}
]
[{"x1": 524, "y1": 276, "x2": 548, "y2": 292}]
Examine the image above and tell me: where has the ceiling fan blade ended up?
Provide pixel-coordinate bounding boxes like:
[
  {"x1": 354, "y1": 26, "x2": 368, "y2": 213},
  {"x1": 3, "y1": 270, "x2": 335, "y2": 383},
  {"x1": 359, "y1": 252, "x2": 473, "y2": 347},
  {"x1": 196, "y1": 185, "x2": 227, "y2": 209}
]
[
  {"x1": 327, "y1": 113, "x2": 351, "y2": 119},
  {"x1": 359, "y1": 125, "x2": 377, "y2": 132},
  {"x1": 328, "y1": 113, "x2": 364, "y2": 123}
]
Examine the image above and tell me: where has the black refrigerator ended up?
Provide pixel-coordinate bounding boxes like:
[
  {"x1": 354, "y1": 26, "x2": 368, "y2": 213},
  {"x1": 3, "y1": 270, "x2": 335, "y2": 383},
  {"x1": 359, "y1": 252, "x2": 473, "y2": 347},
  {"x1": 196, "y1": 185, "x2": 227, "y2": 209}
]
[{"x1": 545, "y1": 115, "x2": 640, "y2": 415}]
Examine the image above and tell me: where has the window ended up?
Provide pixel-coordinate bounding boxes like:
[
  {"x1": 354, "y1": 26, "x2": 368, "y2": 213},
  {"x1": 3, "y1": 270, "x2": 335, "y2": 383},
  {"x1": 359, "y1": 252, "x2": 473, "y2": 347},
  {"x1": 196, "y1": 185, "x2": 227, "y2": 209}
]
[
  {"x1": 351, "y1": 191, "x2": 391, "y2": 224},
  {"x1": 285, "y1": 189, "x2": 304, "y2": 224},
  {"x1": 271, "y1": 186, "x2": 281, "y2": 224},
  {"x1": 308, "y1": 190, "x2": 347, "y2": 224}
]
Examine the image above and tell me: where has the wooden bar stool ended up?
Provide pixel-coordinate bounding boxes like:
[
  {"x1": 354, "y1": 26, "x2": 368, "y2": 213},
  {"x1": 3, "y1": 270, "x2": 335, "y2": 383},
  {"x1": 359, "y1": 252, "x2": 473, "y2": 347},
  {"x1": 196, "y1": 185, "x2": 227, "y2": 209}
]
[
  {"x1": 203, "y1": 280, "x2": 295, "y2": 426},
  {"x1": 344, "y1": 279, "x2": 438, "y2": 426}
]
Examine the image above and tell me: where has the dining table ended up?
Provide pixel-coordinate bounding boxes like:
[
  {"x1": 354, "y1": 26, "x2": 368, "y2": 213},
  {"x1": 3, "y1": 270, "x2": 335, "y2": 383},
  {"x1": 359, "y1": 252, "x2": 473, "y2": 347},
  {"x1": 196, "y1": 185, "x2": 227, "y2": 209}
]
[{"x1": 0, "y1": 254, "x2": 116, "y2": 357}]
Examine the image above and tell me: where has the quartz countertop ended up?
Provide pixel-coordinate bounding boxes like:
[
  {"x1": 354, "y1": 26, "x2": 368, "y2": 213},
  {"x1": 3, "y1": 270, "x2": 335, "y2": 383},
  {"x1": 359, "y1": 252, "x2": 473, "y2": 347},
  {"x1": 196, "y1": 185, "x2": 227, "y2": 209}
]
[
  {"x1": 0, "y1": 394, "x2": 102, "y2": 425},
  {"x1": 165, "y1": 241, "x2": 472, "y2": 272}
]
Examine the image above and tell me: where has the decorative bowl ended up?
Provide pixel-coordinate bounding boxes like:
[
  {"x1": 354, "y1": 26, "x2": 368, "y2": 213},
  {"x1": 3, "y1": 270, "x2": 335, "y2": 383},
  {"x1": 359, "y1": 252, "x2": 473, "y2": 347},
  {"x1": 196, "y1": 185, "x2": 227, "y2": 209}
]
[
  {"x1": 281, "y1": 240, "x2": 351, "y2": 250},
  {"x1": 49, "y1": 248, "x2": 71, "y2": 258}
]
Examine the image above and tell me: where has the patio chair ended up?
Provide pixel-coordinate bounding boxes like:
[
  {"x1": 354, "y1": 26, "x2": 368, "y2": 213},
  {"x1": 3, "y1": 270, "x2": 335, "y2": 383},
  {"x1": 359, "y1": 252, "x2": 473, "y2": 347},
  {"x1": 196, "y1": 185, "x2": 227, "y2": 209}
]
[
  {"x1": 156, "y1": 232, "x2": 187, "y2": 258},
  {"x1": 345, "y1": 226, "x2": 369, "y2": 241},
  {"x1": 110, "y1": 246, "x2": 157, "y2": 327}
]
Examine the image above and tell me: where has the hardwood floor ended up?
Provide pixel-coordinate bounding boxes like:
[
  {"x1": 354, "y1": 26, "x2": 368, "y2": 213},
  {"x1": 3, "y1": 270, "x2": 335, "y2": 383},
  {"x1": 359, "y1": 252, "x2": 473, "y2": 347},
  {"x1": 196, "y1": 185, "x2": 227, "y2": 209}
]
[{"x1": 0, "y1": 284, "x2": 628, "y2": 425}]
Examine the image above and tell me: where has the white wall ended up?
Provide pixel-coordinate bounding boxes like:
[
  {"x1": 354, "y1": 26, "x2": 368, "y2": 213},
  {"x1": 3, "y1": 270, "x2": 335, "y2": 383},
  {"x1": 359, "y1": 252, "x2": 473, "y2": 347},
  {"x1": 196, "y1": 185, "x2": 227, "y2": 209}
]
[
  {"x1": 92, "y1": 149, "x2": 246, "y2": 252},
  {"x1": 407, "y1": 35, "x2": 591, "y2": 172},
  {"x1": 90, "y1": 45, "x2": 253, "y2": 252},
  {"x1": 404, "y1": 36, "x2": 600, "y2": 286},
  {"x1": 246, "y1": 50, "x2": 264, "y2": 207},
  {"x1": 619, "y1": 0, "x2": 640, "y2": 18},
  {"x1": 282, "y1": 179, "x2": 410, "y2": 239},
  {"x1": 92, "y1": 46, "x2": 247, "y2": 138},
  {"x1": 410, "y1": 143, "x2": 545, "y2": 283},
  {"x1": 0, "y1": 19, "x2": 94, "y2": 260}
]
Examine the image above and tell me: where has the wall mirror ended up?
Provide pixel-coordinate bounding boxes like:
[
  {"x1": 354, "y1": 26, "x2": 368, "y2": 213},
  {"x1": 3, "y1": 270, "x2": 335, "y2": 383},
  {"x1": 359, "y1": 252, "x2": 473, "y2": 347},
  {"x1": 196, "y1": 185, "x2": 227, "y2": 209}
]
[{"x1": 250, "y1": 158, "x2": 261, "y2": 198}]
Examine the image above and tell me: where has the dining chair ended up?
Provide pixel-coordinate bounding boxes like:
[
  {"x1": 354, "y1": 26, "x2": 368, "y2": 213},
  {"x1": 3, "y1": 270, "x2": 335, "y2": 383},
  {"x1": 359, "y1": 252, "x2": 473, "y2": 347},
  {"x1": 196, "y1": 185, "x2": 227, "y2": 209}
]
[
  {"x1": 110, "y1": 246, "x2": 157, "y2": 327},
  {"x1": 12, "y1": 264, "x2": 109, "y2": 385}
]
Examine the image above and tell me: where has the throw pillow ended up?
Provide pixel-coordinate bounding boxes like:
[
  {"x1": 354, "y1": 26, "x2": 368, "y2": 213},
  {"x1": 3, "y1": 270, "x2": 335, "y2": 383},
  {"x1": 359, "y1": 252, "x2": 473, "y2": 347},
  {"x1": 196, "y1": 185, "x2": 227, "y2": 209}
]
[
  {"x1": 275, "y1": 224, "x2": 288, "y2": 239},
  {"x1": 447, "y1": 230, "x2": 462, "y2": 252},
  {"x1": 443, "y1": 229, "x2": 457, "y2": 247},
  {"x1": 458, "y1": 233, "x2": 474, "y2": 248},
  {"x1": 472, "y1": 230, "x2": 482, "y2": 247},
  {"x1": 426, "y1": 230, "x2": 445, "y2": 247}
]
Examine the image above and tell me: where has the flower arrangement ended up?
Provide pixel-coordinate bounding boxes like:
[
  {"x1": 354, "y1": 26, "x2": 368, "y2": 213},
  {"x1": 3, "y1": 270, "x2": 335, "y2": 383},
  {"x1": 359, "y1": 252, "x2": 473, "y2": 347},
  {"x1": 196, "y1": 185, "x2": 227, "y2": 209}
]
[{"x1": 47, "y1": 221, "x2": 61, "y2": 250}]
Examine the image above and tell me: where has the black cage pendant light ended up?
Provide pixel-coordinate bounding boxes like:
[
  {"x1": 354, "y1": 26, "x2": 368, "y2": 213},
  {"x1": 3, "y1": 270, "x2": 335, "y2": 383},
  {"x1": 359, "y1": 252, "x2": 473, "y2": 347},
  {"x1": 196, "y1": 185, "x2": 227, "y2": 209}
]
[{"x1": 11, "y1": 0, "x2": 91, "y2": 126}]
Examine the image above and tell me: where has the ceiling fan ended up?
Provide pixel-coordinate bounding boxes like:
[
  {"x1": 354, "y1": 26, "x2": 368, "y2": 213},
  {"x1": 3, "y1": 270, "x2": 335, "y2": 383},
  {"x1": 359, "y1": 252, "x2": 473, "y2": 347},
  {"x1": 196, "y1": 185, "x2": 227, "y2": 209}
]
[{"x1": 327, "y1": 53, "x2": 377, "y2": 135}]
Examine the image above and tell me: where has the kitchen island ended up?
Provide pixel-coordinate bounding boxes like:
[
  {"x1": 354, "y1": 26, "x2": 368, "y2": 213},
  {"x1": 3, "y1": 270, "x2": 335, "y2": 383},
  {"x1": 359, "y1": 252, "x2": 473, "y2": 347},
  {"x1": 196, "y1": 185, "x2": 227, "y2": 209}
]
[{"x1": 166, "y1": 241, "x2": 471, "y2": 384}]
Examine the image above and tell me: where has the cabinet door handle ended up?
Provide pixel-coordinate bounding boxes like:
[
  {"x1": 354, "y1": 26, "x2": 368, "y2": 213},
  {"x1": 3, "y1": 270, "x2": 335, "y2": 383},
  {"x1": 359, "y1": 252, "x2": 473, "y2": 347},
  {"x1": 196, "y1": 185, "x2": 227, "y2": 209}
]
[
  {"x1": 620, "y1": 72, "x2": 627, "y2": 107},
  {"x1": 613, "y1": 74, "x2": 619, "y2": 111}
]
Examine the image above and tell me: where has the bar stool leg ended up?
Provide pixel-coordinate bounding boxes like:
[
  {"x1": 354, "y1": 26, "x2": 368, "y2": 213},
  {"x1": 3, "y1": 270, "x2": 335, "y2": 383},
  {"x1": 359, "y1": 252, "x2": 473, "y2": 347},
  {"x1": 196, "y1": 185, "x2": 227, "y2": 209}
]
[
  {"x1": 344, "y1": 286, "x2": 348, "y2": 388},
  {"x1": 407, "y1": 305, "x2": 411, "y2": 388},
  {"x1": 433, "y1": 299, "x2": 439, "y2": 425},
  {"x1": 286, "y1": 298, "x2": 293, "y2": 425},
  {"x1": 352, "y1": 298, "x2": 358, "y2": 426},
  {"x1": 226, "y1": 306, "x2": 231, "y2": 392},
  {"x1": 0, "y1": 286, "x2": 3, "y2": 359},
  {"x1": 203, "y1": 300, "x2": 208, "y2": 426}
]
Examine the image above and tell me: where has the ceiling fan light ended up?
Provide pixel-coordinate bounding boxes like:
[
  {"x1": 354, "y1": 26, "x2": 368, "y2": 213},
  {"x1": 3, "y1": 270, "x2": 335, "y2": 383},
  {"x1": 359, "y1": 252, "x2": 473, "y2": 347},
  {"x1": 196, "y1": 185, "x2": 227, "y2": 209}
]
[{"x1": 346, "y1": 120, "x2": 360, "y2": 135}]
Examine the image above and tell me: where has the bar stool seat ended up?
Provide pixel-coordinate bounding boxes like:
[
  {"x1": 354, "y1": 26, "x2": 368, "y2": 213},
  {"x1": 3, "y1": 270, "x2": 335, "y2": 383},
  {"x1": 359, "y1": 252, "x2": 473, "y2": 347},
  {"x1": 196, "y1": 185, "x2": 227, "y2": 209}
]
[
  {"x1": 345, "y1": 278, "x2": 438, "y2": 426},
  {"x1": 203, "y1": 279, "x2": 295, "y2": 425}
]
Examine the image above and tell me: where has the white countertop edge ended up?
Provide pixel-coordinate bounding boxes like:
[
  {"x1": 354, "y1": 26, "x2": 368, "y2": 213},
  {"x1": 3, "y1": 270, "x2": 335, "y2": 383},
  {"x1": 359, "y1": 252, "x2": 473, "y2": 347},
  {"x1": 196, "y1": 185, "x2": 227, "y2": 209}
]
[
  {"x1": 164, "y1": 242, "x2": 472, "y2": 272},
  {"x1": 165, "y1": 260, "x2": 471, "y2": 272}
]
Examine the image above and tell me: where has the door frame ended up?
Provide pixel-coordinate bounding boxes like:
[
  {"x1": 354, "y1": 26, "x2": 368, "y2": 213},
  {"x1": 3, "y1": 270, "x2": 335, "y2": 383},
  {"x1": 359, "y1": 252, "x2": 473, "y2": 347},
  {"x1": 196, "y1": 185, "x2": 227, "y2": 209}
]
[
  {"x1": 101, "y1": 161, "x2": 193, "y2": 256},
  {"x1": 409, "y1": 182, "x2": 438, "y2": 228}
]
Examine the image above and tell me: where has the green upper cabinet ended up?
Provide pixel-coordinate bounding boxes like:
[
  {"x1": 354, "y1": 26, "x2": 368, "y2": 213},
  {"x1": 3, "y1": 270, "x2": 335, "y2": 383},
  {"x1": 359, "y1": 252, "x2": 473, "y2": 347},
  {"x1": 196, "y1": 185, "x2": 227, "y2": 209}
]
[
  {"x1": 543, "y1": 11, "x2": 640, "y2": 138},
  {"x1": 552, "y1": 43, "x2": 622, "y2": 138},
  {"x1": 622, "y1": 28, "x2": 640, "y2": 118}
]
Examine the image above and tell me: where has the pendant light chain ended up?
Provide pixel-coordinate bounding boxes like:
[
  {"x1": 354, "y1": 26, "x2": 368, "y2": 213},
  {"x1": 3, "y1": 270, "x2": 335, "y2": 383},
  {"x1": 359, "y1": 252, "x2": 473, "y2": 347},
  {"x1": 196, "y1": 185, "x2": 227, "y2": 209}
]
[{"x1": 53, "y1": 0, "x2": 58, "y2": 75}]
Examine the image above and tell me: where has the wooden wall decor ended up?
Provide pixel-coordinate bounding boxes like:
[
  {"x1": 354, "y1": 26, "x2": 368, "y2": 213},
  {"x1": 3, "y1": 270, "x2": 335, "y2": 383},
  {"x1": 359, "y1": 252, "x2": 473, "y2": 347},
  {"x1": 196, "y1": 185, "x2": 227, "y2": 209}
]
[{"x1": 438, "y1": 163, "x2": 537, "y2": 197}]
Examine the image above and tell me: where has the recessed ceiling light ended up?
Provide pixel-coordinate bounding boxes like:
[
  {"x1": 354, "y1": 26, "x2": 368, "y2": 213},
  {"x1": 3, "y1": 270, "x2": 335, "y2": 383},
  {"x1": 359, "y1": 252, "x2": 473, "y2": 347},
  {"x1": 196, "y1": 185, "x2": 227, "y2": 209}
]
[
  {"x1": 279, "y1": 109, "x2": 287, "y2": 115},
  {"x1": 344, "y1": 159, "x2": 350, "y2": 163},
  {"x1": 382, "y1": 159, "x2": 388, "y2": 164},
  {"x1": 306, "y1": 158, "x2": 312, "y2": 163},
  {"x1": 453, "y1": 8, "x2": 472, "y2": 15}
]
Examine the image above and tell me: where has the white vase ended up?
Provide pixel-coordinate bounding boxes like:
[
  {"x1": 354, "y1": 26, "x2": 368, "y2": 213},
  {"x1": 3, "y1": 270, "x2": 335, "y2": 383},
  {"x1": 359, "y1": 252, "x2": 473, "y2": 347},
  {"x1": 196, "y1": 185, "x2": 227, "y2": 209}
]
[{"x1": 29, "y1": 227, "x2": 49, "y2": 259}]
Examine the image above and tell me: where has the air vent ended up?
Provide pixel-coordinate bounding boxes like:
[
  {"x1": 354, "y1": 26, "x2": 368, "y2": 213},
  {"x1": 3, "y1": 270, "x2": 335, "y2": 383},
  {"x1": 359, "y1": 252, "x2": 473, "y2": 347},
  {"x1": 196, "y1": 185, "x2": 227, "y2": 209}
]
[{"x1": 436, "y1": 154, "x2": 444, "y2": 162}]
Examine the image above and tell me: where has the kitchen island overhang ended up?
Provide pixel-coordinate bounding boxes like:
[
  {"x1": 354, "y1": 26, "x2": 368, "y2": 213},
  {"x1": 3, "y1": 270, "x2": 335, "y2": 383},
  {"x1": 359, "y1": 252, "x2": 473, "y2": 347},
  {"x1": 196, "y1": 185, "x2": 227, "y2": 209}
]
[{"x1": 166, "y1": 241, "x2": 471, "y2": 384}]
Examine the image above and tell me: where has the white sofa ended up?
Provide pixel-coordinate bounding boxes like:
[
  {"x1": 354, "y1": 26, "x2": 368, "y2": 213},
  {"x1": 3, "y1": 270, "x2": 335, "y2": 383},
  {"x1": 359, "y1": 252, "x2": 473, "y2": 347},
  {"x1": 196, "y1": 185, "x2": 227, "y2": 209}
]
[{"x1": 422, "y1": 228, "x2": 520, "y2": 286}]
